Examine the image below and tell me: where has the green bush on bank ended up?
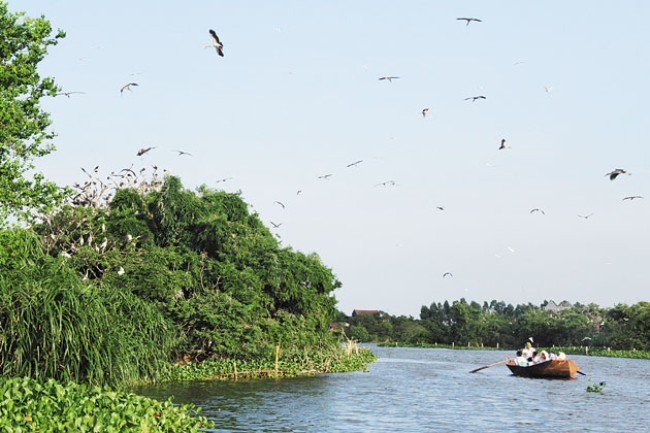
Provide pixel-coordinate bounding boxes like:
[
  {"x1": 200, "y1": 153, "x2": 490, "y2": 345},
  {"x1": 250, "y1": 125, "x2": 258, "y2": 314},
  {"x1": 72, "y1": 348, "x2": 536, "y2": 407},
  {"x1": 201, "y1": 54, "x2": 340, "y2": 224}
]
[
  {"x1": 165, "y1": 347, "x2": 377, "y2": 381},
  {"x1": 0, "y1": 376, "x2": 213, "y2": 432}
]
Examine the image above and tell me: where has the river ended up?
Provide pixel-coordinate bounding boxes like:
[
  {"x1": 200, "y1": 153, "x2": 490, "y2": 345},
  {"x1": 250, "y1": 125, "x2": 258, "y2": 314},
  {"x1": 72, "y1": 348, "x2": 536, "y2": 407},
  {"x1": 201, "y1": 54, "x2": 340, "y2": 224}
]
[{"x1": 136, "y1": 345, "x2": 650, "y2": 432}]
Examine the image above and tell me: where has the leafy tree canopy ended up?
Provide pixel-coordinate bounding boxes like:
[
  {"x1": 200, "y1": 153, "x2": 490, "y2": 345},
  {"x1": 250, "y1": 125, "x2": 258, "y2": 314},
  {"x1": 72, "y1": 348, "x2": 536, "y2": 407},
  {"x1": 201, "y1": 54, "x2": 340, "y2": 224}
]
[{"x1": 0, "y1": 1, "x2": 66, "y2": 224}]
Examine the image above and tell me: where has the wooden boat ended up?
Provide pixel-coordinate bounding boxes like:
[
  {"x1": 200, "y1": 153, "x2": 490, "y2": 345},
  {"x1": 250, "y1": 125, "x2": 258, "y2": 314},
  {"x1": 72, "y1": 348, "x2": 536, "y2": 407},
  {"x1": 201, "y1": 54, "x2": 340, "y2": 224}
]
[{"x1": 506, "y1": 359, "x2": 579, "y2": 379}]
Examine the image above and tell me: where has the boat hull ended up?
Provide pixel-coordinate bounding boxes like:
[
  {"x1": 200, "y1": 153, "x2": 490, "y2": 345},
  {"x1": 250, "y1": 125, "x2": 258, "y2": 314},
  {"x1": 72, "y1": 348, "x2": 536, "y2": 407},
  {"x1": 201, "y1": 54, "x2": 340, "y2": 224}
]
[{"x1": 506, "y1": 359, "x2": 579, "y2": 379}]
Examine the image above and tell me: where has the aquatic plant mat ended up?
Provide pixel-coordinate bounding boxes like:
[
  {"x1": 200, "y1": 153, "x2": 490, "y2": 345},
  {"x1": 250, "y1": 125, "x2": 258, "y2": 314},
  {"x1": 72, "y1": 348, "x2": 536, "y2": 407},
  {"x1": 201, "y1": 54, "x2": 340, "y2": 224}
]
[
  {"x1": 166, "y1": 347, "x2": 377, "y2": 381},
  {"x1": 0, "y1": 376, "x2": 213, "y2": 432}
]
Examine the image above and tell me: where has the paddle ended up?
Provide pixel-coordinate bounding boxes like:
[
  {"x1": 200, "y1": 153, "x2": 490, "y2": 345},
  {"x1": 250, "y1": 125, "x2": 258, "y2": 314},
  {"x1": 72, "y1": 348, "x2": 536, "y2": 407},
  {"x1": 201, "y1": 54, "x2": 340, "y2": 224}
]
[
  {"x1": 576, "y1": 370, "x2": 587, "y2": 376},
  {"x1": 469, "y1": 359, "x2": 508, "y2": 373}
]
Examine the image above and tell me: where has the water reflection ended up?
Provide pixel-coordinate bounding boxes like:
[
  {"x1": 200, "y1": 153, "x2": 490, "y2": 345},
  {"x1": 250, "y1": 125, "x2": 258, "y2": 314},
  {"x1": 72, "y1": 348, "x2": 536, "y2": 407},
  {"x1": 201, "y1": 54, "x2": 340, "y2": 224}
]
[{"x1": 135, "y1": 346, "x2": 650, "y2": 432}]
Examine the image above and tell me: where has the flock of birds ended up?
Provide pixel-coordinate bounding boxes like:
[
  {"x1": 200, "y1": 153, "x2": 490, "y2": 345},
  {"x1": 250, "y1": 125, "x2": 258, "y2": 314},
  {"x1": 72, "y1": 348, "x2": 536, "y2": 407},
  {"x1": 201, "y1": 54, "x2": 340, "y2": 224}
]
[{"x1": 51, "y1": 16, "x2": 645, "y2": 293}]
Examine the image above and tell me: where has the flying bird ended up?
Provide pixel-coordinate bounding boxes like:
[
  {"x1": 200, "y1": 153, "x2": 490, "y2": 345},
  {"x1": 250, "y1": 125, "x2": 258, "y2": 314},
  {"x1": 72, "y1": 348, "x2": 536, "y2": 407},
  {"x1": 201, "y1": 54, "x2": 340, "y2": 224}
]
[
  {"x1": 137, "y1": 147, "x2": 155, "y2": 156},
  {"x1": 56, "y1": 91, "x2": 85, "y2": 98},
  {"x1": 270, "y1": 221, "x2": 283, "y2": 228},
  {"x1": 457, "y1": 17, "x2": 482, "y2": 26},
  {"x1": 120, "y1": 82, "x2": 138, "y2": 94},
  {"x1": 172, "y1": 149, "x2": 192, "y2": 156},
  {"x1": 378, "y1": 76, "x2": 400, "y2": 82},
  {"x1": 442, "y1": 272, "x2": 453, "y2": 278},
  {"x1": 346, "y1": 160, "x2": 363, "y2": 168},
  {"x1": 215, "y1": 177, "x2": 233, "y2": 183},
  {"x1": 274, "y1": 201, "x2": 286, "y2": 208},
  {"x1": 375, "y1": 180, "x2": 396, "y2": 187},
  {"x1": 208, "y1": 29, "x2": 224, "y2": 57},
  {"x1": 578, "y1": 213, "x2": 594, "y2": 219},
  {"x1": 605, "y1": 168, "x2": 629, "y2": 181},
  {"x1": 623, "y1": 195, "x2": 644, "y2": 200},
  {"x1": 543, "y1": 85, "x2": 553, "y2": 94},
  {"x1": 422, "y1": 108, "x2": 429, "y2": 118},
  {"x1": 436, "y1": 206, "x2": 445, "y2": 211},
  {"x1": 318, "y1": 174, "x2": 333, "y2": 180},
  {"x1": 296, "y1": 190, "x2": 302, "y2": 195},
  {"x1": 465, "y1": 95, "x2": 486, "y2": 102},
  {"x1": 499, "y1": 138, "x2": 509, "y2": 150},
  {"x1": 530, "y1": 208, "x2": 545, "y2": 215}
]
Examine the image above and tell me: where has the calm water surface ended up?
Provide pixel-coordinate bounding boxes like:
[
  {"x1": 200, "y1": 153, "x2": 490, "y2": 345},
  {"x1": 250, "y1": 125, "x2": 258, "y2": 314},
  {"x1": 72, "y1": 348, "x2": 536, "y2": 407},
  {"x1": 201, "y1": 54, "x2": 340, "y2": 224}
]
[{"x1": 137, "y1": 346, "x2": 650, "y2": 432}]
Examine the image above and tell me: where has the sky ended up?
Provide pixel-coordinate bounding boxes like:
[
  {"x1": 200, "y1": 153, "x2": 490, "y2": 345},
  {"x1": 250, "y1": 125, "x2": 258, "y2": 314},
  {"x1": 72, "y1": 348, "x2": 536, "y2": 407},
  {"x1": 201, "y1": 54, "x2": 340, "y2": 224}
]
[{"x1": 13, "y1": 1, "x2": 650, "y2": 317}]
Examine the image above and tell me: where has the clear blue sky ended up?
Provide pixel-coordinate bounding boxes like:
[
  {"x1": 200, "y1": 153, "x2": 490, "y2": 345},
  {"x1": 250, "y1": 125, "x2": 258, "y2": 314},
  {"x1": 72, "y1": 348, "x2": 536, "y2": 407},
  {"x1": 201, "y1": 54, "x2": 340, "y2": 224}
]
[{"x1": 16, "y1": 1, "x2": 650, "y2": 316}]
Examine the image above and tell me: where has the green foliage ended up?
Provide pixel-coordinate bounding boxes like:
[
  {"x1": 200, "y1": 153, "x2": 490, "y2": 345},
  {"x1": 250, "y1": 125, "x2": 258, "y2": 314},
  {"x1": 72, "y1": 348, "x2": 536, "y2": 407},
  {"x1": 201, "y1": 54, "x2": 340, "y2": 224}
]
[
  {"x1": 0, "y1": 376, "x2": 213, "y2": 432},
  {"x1": 346, "y1": 298, "x2": 650, "y2": 354},
  {"x1": 0, "y1": 2, "x2": 67, "y2": 223},
  {"x1": 0, "y1": 228, "x2": 177, "y2": 386},
  {"x1": 23, "y1": 176, "x2": 344, "y2": 383},
  {"x1": 165, "y1": 347, "x2": 377, "y2": 381},
  {"x1": 586, "y1": 379, "x2": 606, "y2": 393}
]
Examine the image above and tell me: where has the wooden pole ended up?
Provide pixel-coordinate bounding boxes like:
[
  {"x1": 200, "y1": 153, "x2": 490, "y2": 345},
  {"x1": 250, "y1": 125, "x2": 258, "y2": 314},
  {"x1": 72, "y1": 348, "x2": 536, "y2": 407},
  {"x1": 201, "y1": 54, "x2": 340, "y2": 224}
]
[
  {"x1": 275, "y1": 344, "x2": 280, "y2": 374},
  {"x1": 469, "y1": 359, "x2": 508, "y2": 373}
]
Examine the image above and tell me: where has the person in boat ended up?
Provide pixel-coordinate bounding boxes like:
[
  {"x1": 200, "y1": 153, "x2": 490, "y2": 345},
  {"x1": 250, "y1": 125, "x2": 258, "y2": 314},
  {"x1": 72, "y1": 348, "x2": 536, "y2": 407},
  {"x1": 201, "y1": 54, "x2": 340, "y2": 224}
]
[
  {"x1": 533, "y1": 350, "x2": 549, "y2": 364},
  {"x1": 514, "y1": 350, "x2": 529, "y2": 366},
  {"x1": 522, "y1": 337, "x2": 535, "y2": 359}
]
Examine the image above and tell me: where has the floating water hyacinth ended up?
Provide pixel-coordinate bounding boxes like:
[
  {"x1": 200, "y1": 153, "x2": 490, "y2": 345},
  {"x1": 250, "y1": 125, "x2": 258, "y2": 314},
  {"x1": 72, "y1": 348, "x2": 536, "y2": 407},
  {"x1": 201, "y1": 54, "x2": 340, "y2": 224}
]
[{"x1": 586, "y1": 379, "x2": 606, "y2": 393}]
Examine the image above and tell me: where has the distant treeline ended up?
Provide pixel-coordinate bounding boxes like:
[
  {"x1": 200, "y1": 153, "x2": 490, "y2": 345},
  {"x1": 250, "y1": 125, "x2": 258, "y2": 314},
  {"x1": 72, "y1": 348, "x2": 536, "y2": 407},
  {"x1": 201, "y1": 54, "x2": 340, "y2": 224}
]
[{"x1": 338, "y1": 299, "x2": 650, "y2": 351}]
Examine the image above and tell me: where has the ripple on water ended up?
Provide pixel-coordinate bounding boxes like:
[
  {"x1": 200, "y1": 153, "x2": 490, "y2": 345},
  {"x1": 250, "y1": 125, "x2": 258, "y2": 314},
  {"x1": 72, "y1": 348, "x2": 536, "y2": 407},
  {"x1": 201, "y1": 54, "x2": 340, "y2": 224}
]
[{"x1": 135, "y1": 346, "x2": 650, "y2": 433}]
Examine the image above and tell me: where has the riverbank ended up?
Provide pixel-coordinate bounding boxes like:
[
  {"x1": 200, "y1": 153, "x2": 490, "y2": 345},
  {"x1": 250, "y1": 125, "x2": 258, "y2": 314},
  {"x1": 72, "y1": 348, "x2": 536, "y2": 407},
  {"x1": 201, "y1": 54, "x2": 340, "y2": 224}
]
[
  {"x1": 377, "y1": 342, "x2": 650, "y2": 360},
  {"x1": 164, "y1": 346, "x2": 377, "y2": 382},
  {"x1": 1, "y1": 347, "x2": 376, "y2": 432}
]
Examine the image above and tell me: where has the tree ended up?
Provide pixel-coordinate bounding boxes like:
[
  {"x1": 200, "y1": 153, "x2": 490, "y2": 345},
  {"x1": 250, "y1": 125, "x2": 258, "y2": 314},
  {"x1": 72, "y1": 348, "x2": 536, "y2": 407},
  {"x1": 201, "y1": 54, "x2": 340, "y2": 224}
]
[{"x1": 0, "y1": 2, "x2": 66, "y2": 224}]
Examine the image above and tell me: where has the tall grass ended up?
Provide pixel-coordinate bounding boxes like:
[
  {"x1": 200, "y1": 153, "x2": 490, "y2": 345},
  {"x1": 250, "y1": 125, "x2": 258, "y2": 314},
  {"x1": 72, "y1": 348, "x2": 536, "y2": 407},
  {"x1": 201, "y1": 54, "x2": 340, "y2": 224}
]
[{"x1": 0, "y1": 229, "x2": 178, "y2": 386}]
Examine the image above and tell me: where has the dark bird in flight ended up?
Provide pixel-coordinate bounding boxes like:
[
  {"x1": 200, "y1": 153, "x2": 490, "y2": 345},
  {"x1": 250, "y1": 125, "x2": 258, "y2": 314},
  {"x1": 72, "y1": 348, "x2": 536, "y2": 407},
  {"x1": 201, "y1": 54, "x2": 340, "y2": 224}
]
[
  {"x1": 499, "y1": 138, "x2": 509, "y2": 150},
  {"x1": 465, "y1": 95, "x2": 486, "y2": 102},
  {"x1": 120, "y1": 82, "x2": 138, "y2": 94},
  {"x1": 530, "y1": 208, "x2": 545, "y2": 215},
  {"x1": 318, "y1": 174, "x2": 333, "y2": 179},
  {"x1": 172, "y1": 149, "x2": 192, "y2": 156},
  {"x1": 56, "y1": 91, "x2": 85, "y2": 98},
  {"x1": 270, "y1": 221, "x2": 283, "y2": 228},
  {"x1": 346, "y1": 160, "x2": 363, "y2": 168},
  {"x1": 606, "y1": 168, "x2": 629, "y2": 180},
  {"x1": 623, "y1": 195, "x2": 644, "y2": 200},
  {"x1": 376, "y1": 180, "x2": 396, "y2": 187},
  {"x1": 208, "y1": 29, "x2": 224, "y2": 57},
  {"x1": 457, "y1": 17, "x2": 482, "y2": 26},
  {"x1": 215, "y1": 177, "x2": 233, "y2": 183},
  {"x1": 436, "y1": 206, "x2": 445, "y2": 211},
  {"x1": 378, "y1": 76, "x2": 400, "y2": 82},
  {"x1": 137, "y1": 146, "x2": 155, "y2": 156},
  {"x1": 296, "y1": 190, "x2": 302, "y2": 195},
  {"x1": 422, "y1": 108, "x2": 429, "y2": 118},
  {"x1": 578, "y1": 213, "x2": 594, "y2": 219},
  {"x1": 442, "y1": 272, "x2": 453, "y2": 278},
  {"x1": 274, "y1": 201, "x2": 286, "y2": 208}
]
